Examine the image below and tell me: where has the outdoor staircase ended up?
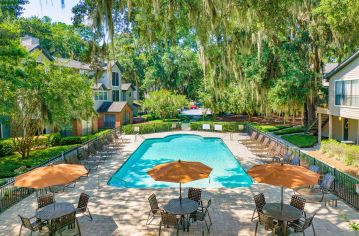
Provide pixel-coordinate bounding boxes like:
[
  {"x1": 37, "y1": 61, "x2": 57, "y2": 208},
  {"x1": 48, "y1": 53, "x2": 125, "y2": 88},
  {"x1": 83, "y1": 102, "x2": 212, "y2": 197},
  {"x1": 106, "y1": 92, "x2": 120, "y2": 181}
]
[{"x1": 306, "y1": 114, "x2": 329, "y2": 134}]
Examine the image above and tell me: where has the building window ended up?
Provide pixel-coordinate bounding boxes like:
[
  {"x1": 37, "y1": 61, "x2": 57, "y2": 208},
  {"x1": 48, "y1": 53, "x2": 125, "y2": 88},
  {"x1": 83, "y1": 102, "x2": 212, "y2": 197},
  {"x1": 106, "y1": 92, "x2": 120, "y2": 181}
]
[
  {"x1": 94, "y1": 91, "x2": 108, "y2": 101},
  {"x1": 112, "y1": 72, "x2": 119, "y2": 86},
  {"x1": 113, "y1": 90, "x2": 120, "y2": 101},
  {"x1": 129, "y1": 91, "x2": 131, "y2": 97},
  {"x1": 335, "y1": 79, "x2": 359, "y2": 107},
  {"x1": 122, "y1": 92, "x2": 126, "y2": 101}
]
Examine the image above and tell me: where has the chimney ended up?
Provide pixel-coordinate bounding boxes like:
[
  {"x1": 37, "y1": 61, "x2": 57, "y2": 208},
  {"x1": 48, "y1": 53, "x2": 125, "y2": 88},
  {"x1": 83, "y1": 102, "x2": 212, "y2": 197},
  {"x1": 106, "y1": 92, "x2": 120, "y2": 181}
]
[{"x1": 20, "y1": 35, "x2": 39, "y2": 47}]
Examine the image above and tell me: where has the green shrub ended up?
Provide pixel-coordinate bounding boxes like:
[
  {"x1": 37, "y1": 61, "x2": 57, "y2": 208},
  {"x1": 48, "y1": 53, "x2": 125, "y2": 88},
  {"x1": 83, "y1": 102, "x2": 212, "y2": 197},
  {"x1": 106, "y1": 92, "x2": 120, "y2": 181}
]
[
  {"x1": 0, "y1": 139, "x2": 14, "y2": 156},
  {"x1": 190, "y1": 121, "x2": 245, "y2": 132},
  {"x1": 48, "y1": 133, "x2": 61, "y2": 146},
  {"x1": 122, "y1": 122, "x2": 180, "y2": 134},
  {"x1": 274, "y1": 126, "x2": 304, "y2": 135},
  {"x1": 282, "y1": 134, "x2": 317, "y2": 148},
  {"x1": 141, "y1": 114, "x2": 156, "y2": 121},
  {"x1": 321, "y1": 139, "x2": 359, "y2": 167},
  {"x1": 60, "y1": 136, "x2": 82, "y2": 145},
  {"x1": 252, "y1": 124, "x2": 290, "y2": 133},
  {"x1": 0, "y1": 179, "x2": 6, "y2": 187},
  {"x1": 33, "y1": 136, "x2": 51, "y2": 147}
]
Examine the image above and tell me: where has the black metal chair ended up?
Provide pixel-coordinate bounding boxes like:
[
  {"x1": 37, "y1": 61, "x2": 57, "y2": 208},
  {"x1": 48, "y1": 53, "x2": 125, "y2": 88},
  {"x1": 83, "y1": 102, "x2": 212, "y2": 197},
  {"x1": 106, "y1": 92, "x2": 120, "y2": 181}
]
[
  {"x1": 287, "y1": 211, "x2": 317, "y2": 236},
  {"x1": 76, "y1": 193, "x2": 92, "y2": 221},
  {"x1": 308, "y1": 165, "x2": 320, "y2": 173},
  {"x1": 50, "y1": 212, "x2": 81, "y2": 236},
  {"x1": 18, "y1": 215, "x2": 47, "y2": 236},
  {"x1": 191, "y1": 199, "x2": 212, "y2": 234},
  {"x1": 159, "y1": 212, "x2": 180, "y2": 236},
  {"x1": 146, "y1": 193, "x2": 163, "y2": 225},
  {"x1": 251, "y1": 193, "x2": 266, "y2": 221},
  {"x1": 290, "y1": 156, "x2": 300, "y2": 166}
]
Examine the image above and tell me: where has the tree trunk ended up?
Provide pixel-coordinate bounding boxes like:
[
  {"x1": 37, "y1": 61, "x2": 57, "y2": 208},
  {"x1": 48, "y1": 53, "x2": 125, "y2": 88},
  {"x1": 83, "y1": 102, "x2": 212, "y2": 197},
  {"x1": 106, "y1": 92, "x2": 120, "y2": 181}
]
[{"x1": 304, "y1": 94, "x2": 316, "y2": 129}]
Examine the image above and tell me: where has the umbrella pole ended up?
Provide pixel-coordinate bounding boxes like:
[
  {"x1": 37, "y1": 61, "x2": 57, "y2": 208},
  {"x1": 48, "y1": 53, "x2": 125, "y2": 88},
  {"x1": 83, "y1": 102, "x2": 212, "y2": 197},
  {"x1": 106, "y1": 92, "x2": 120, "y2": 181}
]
[
  {"x1": 179, "y1": 183, "x2": 182, "y2": 204},
  {"x1": 281, "y1": 186, "x2": 284, "y2": 213}
]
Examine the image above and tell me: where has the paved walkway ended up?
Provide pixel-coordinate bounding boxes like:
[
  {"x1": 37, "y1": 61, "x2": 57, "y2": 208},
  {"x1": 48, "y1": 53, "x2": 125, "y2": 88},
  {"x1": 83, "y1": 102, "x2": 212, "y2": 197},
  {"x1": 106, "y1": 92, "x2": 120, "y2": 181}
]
[{"x1": 0, "y1": 131, "x2": 357, "y2": 236}]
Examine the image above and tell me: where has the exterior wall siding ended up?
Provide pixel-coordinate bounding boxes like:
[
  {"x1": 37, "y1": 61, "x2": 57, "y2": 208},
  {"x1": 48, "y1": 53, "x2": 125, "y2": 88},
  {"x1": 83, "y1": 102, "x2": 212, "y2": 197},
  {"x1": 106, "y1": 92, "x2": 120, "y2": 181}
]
[
  {"x1": 328, "y1": 56, "x2": 359, "y2": 119},
  {"x1": 348, "y1": 119, "x2": 358, "y2": 143},
  {"x1": 331, "y1": 116, "x2": 343, "y2": 141}
]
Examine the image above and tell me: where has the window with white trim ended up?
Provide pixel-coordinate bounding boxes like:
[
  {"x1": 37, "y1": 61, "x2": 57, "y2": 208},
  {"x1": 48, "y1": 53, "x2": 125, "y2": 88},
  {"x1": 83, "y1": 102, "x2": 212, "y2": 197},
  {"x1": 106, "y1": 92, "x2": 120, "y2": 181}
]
[
  {"x1": 335, "y1": 79, "x2": 359, "y2": 107},
  {"x1": 112, "y1": 72, "x2": 119, "y2": 86},
  {"x1": 94, "y1": 91, "x2": 108, "y2": 101}
]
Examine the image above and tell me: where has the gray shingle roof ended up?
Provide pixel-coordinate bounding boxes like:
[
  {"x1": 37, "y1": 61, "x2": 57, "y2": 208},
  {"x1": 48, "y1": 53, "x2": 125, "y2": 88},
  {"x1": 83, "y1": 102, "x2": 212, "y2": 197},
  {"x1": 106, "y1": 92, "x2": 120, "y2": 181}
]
[
  {"x1": 324, "y1": 50, "x2": 359, "y2": 80},
  {"x1": 54, "y1": 57, "x2": 91, "y2": 70},
  {"x1": 97, "y1": 102, "x2": 127, "y2": 113},
  {"x1": 121, "y1": 83, "x2": 135, "y2": 91}
]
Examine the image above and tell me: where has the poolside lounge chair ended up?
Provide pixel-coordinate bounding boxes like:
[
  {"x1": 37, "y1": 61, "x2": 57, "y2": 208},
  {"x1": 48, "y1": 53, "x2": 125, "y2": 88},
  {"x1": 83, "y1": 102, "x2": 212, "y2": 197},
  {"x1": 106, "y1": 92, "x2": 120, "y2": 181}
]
[
  {"x1": 76, "y1": 193, "x2": 93, "y2": 221},
  {"x1": 294, "y1": 173, "x2": 335, "y2": 202},
  {"x1": 191, "y1": 199, "x2": 212, "y2": 234},
  {"x1": 241, "y1": 131, "x2": 257, "y2": 144},
  {"x1": 251, "y1": 193, "x2": 266, "y2": 222},
  {"x1": 270, "y1": 145, "x2": 283, "y2": 162},
  {"x1": 37, "y1": 193, "x2": 55, "y2": 211},
  {"x1": 287, "y1": 210, "x2": 317, "y2": 236},
  {"x1": 159, "y1": 212, "x2": 180, "y2": 236},
  {"x1": 290, "y1": 156, "x2": 300, "y2": 166},
  {"x1": 18, "y1": 215, "x2": 47, "y2": 236},
  {"x1": 147, "y1": 193, "x2": 163, "y2": 225},
  {"x1": 249, "y1": 137, "x2": 270, "y2": 152},
  {"x1": 254, "y1": 212, "x2": 280, "y2": 236}
]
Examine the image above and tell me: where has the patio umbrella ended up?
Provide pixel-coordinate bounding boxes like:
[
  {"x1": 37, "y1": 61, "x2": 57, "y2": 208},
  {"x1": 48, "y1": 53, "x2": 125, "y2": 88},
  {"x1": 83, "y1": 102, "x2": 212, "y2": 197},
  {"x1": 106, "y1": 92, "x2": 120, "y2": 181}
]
[
  {"x1": 247, "y1": 163, "x2": 320, "y2": 211},
  {"x1": 14, "y1": 164, "x2": 88, "y2": 189},
  {"x1": 147, "y1": 160, "x2": 212, "y2": 201}
]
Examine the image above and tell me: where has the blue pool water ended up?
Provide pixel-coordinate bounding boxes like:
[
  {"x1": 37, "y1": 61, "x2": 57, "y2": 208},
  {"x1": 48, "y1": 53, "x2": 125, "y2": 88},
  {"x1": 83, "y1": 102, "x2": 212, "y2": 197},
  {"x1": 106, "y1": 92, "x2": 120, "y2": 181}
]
[{"x1": 108, "y1": 134, "x2": 252, "y2": 188}]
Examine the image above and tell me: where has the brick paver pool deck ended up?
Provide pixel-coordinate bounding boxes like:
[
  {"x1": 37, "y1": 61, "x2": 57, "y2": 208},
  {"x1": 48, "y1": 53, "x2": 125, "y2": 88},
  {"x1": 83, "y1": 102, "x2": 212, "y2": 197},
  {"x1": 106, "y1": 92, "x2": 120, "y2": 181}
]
[{"x1": 0, "y1": 131, "x2": 358, "y2": 235}]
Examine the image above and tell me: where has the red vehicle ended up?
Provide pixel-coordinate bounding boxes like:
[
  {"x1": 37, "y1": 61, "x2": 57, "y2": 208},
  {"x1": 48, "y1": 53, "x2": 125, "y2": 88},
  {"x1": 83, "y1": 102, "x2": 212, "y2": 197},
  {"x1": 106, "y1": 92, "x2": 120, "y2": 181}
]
[{"x1": 190, "y1": 105, "x2": 198, "y2": 109}]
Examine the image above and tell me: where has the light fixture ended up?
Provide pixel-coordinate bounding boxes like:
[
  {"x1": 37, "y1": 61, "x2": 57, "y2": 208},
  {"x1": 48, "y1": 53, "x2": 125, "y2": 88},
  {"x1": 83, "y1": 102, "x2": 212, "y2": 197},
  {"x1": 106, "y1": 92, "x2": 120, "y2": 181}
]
[{"x1": 339, "y1": 116, "x2": 342, "y2": 121}]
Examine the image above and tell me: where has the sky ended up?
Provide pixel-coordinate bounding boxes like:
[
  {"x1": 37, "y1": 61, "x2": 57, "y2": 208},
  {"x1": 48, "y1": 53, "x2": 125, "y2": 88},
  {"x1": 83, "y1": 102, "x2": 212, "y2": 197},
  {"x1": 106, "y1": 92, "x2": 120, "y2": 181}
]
[{"x1": 22, "y1": 0, "x2": 80, "y2": 24}]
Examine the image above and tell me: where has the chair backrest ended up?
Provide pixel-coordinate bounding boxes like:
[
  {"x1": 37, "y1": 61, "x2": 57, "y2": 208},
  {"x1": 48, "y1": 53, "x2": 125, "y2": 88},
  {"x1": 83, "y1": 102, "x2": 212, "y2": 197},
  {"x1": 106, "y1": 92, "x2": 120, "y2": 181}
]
[
  {"x1": 258, "y1": 212, "x2": 275, "y2": 230},
  {"x1": 283, "y1": 151, "x2": 292, "y2": 163},
  {"x1": 18, "y1": 215, "x2": 34, "y2": 230},
  {"x1": 257, "y1": 134, "x2": 264, "y2": 142},
  {"x1": 160, "y1": 212, "x2": 178, "y2": 226},
  {"x1": 214, "y1": 124, "x2": 222, "y2": 131},
  {"x1": 253, "y1": 193, "x2": 266, "y2": 211},
  {"x1": 268, "y1": 141, "x2": 276, "y2": 150},
  {"x1": 262, "y1": 137, "x2": 270, "y2": 146},
  {"x1": 320, "y1": 173, "x2": 335, "y2": 190},
  {"x1": 148, "y1": 193, "x2": 159, "y2": 213},
  {"x1": 290, "y1": 156, "x2": 300, "y2": 166},
  {"x1": 290, "y1": 195, "x2": 306, "y2": 211},
  {"x1": 52, "y1": 212, "x2": 76, "y2": 232},
  {"x1": 37, "y1": 193, "x2": 55, "y2": 209},
  {"x1": 202, "y1": 124, "x2": 211, "y2": 130},
  {"x1": 188, "y1": 187, "x2": 202, "y2": 203},
  {"x1": 77, "y1": 193, "x2": 90, "y2": 212},
  {"x1": 308, "y1": 165, "x2": 320, "y2": 173},
  {"x1": 274, "y1": 145, "x2": 282, "y2": 155},
  {"x1": 251, "y1": 132, "x2": 257, "y2": 140}
]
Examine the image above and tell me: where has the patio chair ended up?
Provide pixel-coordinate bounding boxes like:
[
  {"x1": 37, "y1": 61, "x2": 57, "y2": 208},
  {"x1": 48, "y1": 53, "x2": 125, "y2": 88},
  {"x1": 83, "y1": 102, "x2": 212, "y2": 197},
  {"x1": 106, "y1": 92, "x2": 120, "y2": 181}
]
[
  {"x1": 251, "y1": 193, "x2": 266, "y2": 222},
  {"x1": 290, "y1": 156, "x2": 300, "y2": 166},
  {"x1": 280, "y1": 151, "x2": 293, "y2": 164},
  {"x1": 159, "y1": 212, "x2": 180, "y2": 236},
  {"x1": 146, "y1": 193, "x2": 163, "y2": 225},
  {"x1": 188, "y1": 187, "x2": 202, "y2": 207},
  {"x1": 249, "y1": 137, "x2": 270, "y2": 151},
  {"x1": 37, "y1": 193, "x2": 55, "y2": 211},
  {"x1": 18, "y1": 215, "x2": 47, "y2": 236},
  {"x1": 76, "y1": 193, "x2": 93, "y2": 221},
  {"x1": 254, "y1": 212, "x2": 280, "y2": 236},
  {"x1": 50, "y1": 212, "x2": 81, "y2": 236},
  {"x1": 270, "y1": 145, "x2": 283, "y2": 162},
  {"x1": 294, "y1": 173, "x2": 335, "y2": 202},
  {"x1": 290, "y1": 195, "x2": 306, "y2": 216},
  {"x1": 308, "y1": 165, "x2": 320, "y2": 173},
  {"x1": 241, "y1": 131, "x2": 257, "y2": 144},
  {"x1": 287, "y1": 211, "x2": 317, "y2": 236},
  {"x1": 191, "y1": 199, "x2": 212, "y2": 234}
]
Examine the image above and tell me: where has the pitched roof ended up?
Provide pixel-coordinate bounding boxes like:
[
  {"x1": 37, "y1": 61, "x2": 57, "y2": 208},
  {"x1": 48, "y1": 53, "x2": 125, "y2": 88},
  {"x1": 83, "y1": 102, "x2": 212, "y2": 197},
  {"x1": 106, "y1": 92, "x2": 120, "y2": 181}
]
[
  {"x1": 324, "y1": 50, "x2": 359, "y2": 80},
  {"x1": 54, "y1": 57, "x2": 91, "y2": 70},
  {"x1": 97, "y1": 102, "x2": 128, "y2": 113},
  {"x1": 92, "y1": 83, "x2": 109, "y2": 90},
  {"x1": 21, "y1": 36, "x2": 54, "y2": 61},
  {"x1": 121, "y1": 83, "x2": 135, "y2": 91}
]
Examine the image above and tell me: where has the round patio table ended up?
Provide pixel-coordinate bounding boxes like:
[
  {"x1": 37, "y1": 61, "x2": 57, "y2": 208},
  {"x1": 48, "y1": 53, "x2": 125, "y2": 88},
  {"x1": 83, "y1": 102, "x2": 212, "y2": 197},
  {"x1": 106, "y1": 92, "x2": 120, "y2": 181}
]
[
  {"x1": 163, "y1": 198, "x2": 199, "y2": 232},
  {"x1": 36, "y1": 202, "x2": 76, "y2": 236},
  {"x1": 263, "y1": 203, "x2": 302, "y2": 236}
]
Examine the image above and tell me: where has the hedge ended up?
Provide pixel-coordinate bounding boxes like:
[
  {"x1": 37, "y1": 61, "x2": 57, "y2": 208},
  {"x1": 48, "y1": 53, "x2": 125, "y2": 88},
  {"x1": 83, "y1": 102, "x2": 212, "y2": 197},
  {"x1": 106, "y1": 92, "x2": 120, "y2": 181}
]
[
  {"x1": 0, "y1": 139, "x2": 14, "y2": 157},
  {"x1": 190, "y1": 121, "x2": 245, "y2": 132},
  {"x1": 122, "y1": 122, "x2": 180, "y2": 134},
  {"x1": 252, "y1": 124, "x2": 290, "y2": 133},
  {"x1": 60, "y1": 136, "x2": 82, "y2": 145},
  {"x1": 274, "y1": 126, "x2": 305, "y2": 135},
  {"x1": 282, "y1": 134, "x2": 317, "y2": 148}
]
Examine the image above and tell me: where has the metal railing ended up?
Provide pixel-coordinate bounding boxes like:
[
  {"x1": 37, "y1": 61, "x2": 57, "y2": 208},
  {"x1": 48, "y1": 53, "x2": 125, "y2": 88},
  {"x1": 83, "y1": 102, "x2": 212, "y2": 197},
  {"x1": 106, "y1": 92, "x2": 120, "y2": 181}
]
[
  {"x1": 0, "y1": 128, "x2": 119, "y2": 213},
  {"x1": 245, "y1": 124, "x2": 359, "y2": 210}
]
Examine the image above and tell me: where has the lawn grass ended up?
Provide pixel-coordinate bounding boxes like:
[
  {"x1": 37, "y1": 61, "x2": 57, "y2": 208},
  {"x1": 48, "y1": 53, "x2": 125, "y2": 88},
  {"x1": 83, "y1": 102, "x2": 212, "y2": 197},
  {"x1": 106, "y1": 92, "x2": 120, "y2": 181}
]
[
  {"x1": 252, "y1": 124, "x2": 290, "y2": 133},
  {"x1": 273, "y1": 126, "x2": 305, "y2": 135},
  {"x1": 282, "y1": 134, "x2": 317, "y2": 148},
  {"x1": 0, "y1": 145, "x2": 76, "y2": 179}
]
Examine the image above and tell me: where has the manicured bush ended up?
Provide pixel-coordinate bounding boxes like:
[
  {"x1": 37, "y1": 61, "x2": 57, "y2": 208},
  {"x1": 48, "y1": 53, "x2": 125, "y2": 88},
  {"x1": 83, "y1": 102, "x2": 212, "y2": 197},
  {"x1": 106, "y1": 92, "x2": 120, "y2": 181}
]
[
  {"x1": 273, "y1": 126, "x2": 305, "y2": 135},
  {"x1": 48, "y1": 133, "x2": 62, "y2": 146},
  {"x1": 60, "y1": 136, "x2": 82, "y2": 145},
  {"x1": 33, "y1": 135, "x2": 51, "y2": 147},
  {"x1": 282, "y1": 134, "x2": 317, "y2": 148},
  {"x1": 141, "y1": 114, "x2": 156, "y2": 121},
  {"x1": 0, "y1": 139, "x2": 14, "y2": 156},
  {"x1": 190, "y1": 121, "x2": 245, "y2": 132},
  {"x1": 321, "y1": 139, "x2": 359, "y2": 167},
  {"x1": 252, "y1": 124, "x2": 290, "y2": 133},
  {"x1": 122, "y1": 122, "x2": 180, "y2": 134}
]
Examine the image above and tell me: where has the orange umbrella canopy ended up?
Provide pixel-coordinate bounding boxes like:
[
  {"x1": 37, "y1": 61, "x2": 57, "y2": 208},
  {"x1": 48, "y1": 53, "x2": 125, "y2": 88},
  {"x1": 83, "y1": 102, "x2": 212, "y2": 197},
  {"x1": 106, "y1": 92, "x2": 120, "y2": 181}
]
[
  {"x1": 247, "y1": 163, "x2": 320, "y2": 189},
  {"x1": 147, "y1": 160, "x2": 212, "y2": 183},
  {"x1": 14, "y1": 164, "x2": 88, "y2": 189}
]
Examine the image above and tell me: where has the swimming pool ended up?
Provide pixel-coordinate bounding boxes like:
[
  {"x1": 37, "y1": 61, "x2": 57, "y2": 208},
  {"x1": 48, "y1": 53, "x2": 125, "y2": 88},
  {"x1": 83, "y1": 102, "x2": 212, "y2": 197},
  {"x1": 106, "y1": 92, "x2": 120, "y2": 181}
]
[{"x1": 108, "y1": 134, "x2": 252, "y2": 188}]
